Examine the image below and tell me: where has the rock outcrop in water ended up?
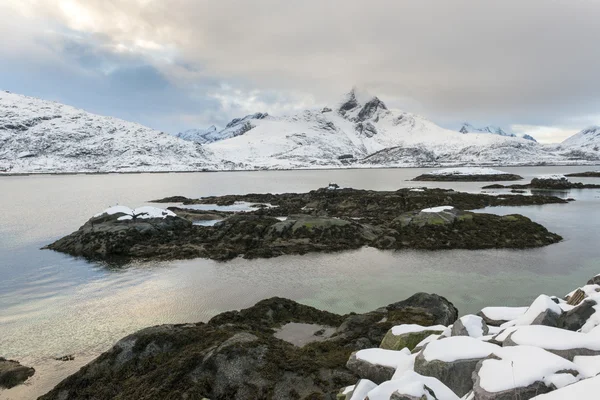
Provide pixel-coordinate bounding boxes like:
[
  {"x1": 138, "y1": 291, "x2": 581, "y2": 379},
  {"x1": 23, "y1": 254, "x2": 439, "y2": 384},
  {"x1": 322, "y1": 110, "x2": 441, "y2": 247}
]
[
  {"x1": 46, "y1": 188, "x2": 564, "y2": 262},
  {"x1": 412, "y1": 168, "x2": 523, "y2": 182},
  {"x1": 565, "y1": 171, "x2": 600, "y2": 177},
  {"x1": 483, "y1": 174, "x2": 600, "y2": 190},
  {"x1": 0, "y1": 357, "x2": 35, "y2": 389},
  {"x1": 39, "y1": 294, "x2": 458, "y2": 400}
]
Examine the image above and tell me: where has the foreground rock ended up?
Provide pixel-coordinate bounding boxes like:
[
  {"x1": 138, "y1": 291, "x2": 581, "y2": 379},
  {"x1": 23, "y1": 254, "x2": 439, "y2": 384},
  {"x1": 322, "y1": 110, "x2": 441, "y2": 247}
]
[
  {"x1": 483, "y1": 174, "x2": 600, "y2": 190},
  {"x1": 342, "y1": 273, "x2": 600, "y2": 400},
  {"x1": 40, "y1": 294, "x2": 458, "y2": 400},
  {"x1": 46, "y1": 188, "x2": 564, "y2": 262},
  {"x1": 0, "y1": 357, "x2": 35, "y2": 389},
  {"x1": 412, "y1": 167, "x2": 522, "y2": 182}
]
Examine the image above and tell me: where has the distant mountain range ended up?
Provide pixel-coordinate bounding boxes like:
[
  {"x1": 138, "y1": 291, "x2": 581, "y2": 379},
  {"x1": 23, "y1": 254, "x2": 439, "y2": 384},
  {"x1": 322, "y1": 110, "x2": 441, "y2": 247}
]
[
  {"x1": 1, "y1": 89, "x2": 598, "y2": 173},
  {"x1": 459, "y1": 123, "x2": 537, "y2": 142}
]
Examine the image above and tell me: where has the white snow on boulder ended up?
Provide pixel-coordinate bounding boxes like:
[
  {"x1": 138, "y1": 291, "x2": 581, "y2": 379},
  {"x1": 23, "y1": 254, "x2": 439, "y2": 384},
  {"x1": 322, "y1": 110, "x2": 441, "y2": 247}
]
[
  {"x1": 422, "y1": 336, "x2": 500, "y2": 362},
  {"x1": 421, "y1": 206, "x2": 454, "y2": 213},
  {"x1": 505, "y1": 325, "x2": 600, "y2": 353},
  {"x1": 391, "y1": 324, "x2": 448, "y2": 336},
  {"x1": 348, "y1": 379, "x2": 377, "y2": 400},
  {"x1": 502, "y1": 294, "x2": 562, "y2": 327},
  {"x1": 355, "y1": 348, "x2": 411, "y2": 369},
  {"x1": 530, "y1": 375, "x2": 600, "y2": 399},
  {"x1": 367, "y1": 371, "x2": 460, "y2": 400},
  {"x1": 414, "y1": 334, "x2": 441, "y2": 349},
  {"x1": 479, "y1": 306, "x2": 528, "y2": 322},
  {"x1": 536, "y1": 174, "x2": 567, "y2": 180},
  {"x1": 455, "y1": 315, "x2": 487, "y2": 338},
  {"x1": 574, "y1": 355, "x2": 600, "y2": 379},
  {"x1": 476, "y1": 345, "x2": 582, "y2": 394},
  {"x1": 94, "y1": 206, "x2": 176, "y2": 220},
  {"x1": 428, "y1": 167, "x2": 510, "y2": 176}
]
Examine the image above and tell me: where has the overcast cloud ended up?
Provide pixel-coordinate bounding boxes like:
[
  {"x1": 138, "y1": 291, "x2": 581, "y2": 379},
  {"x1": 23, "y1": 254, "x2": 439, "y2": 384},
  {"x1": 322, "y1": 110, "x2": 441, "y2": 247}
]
[{"x1": 2, "y1": 0, "x2": 600, "y2": 142}]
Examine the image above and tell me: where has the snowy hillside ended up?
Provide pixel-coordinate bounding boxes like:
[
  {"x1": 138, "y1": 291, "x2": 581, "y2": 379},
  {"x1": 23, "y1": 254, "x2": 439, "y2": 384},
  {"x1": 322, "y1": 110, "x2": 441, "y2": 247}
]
[
  {"x1": 1, "y1": 90, "x2": 598, "y2": 174},
  {"x1": 207, "y1": 90, "x2": 571, "y2": 169},
  {"x1": 562, "y1": 126, "x2": 600, "y2": 151},
  {"x1": 175, "y1": 125, "x2": 218, "y2": 144},
  {"x1": 176, "y1": 113, "x2": 269, "y2": 144},
  {"x1": 0, "y1": 91, "x2": 215, "y2": 173}
]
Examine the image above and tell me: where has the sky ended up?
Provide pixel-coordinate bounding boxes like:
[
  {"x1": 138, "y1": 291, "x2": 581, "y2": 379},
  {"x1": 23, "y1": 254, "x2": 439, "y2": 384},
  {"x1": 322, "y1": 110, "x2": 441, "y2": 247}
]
[{"x1": 1, "y1": 1, "x2": 600, "y2": 143}]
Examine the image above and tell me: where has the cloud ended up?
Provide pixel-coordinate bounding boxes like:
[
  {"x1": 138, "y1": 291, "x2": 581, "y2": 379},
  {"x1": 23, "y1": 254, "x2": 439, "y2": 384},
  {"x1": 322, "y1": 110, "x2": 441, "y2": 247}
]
[{"x1": 2, "y1": 0, "x2": 600, "y2": 139}]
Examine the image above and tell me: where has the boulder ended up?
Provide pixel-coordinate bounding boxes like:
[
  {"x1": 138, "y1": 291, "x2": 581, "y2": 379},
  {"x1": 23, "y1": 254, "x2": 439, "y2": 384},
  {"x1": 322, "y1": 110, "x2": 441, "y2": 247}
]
[
  {"x1": 502, "y1": 295, "x2": 562, "y2": 328},
  {"x1": 588, "y1": 275, "x2": 600, "y2": 286},
  {"x1": 503, "y1": 325, "x2": 600, "y2": 360},
  {"x1": 386, "y1": 293, "x2": 458, "y2": 326},
  {"x1": 346, "y1": 348, "x2": 411, "y2": 384},
  {"x1": 338, "y1": 379, "x2": 377, "y2": 400},
  {"x1": 413, "y1": 337, "x2": 501, "y2": 397},
  {"x1": 367, "y1": 371, "x2": 460, "y2": 400},
  {"x1": 472, "y1": 346, "x2": 582, "y2": 400},
  {"x1": 451, "y1": 315, "x2": 489, "y2": 338},
  {"x1": 0, "y1": 357, "x2": 35, "y2": 389},
  {"x1": 41, "y1": 295, "x2": 455, "y2": 400},
  {"x1": 529, "y1": 375, "x2": 600, "y2": 399},
  {"x1": 380, "y1": 324, "x2": 446, "y2": 351},
  {"x1": 477, "y1": 306, "x2": 528, "y2": 326},
  {"x1": 558, "y1": 298, "x2": 599, "y2": 332}
]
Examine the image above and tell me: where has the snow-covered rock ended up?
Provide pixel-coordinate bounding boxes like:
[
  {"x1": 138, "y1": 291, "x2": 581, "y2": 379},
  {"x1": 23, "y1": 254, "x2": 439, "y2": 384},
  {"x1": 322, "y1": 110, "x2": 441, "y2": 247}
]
[
  {"x1": 380, "y1": 324, "x2": 447, "y2": 351},
  {"x1": 94, "y1": 206, "x2": 176, "y2": 221},
  {"x1": 472, "y1": 345, "x2": 583, "y2": 399},
  {"x1": 426, "y1": 167, "x2": 512, "y2": 176},
  {"x1": 0, "y1": 91, "x2": 215, "y2": 173},
  {"x1": 530, "y1": 375, "x2": 600, "y2": 399},
  {"x1": 502, "y1": 294, "x2": 563, "y2": 328},
  {"x1": 343, "y1": 379, "x2": 377, "y2": 400},
  {"x1": 504, "y1": 325, "x2": 600, "y2": 360},
  {"x1": 346, "y1": 348, "x2": 412, "y2": 384},
  {"x1": 451, "y1": 315, "x2": 489, "y2": 338},
  {"x1": 478, "y1": 306, "x2": 528, "y2": 326},
  {"x1": 368, "y1": 371, "x2": 460, "y2": 400},
  {"x1": 414, "y1": 337, "x2": 501, "y2": 396}
]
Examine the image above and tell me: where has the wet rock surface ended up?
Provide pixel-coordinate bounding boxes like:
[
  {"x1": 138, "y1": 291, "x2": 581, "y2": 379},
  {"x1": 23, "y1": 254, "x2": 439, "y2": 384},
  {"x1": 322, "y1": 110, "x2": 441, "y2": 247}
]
[
  {"x1": 39, "y1": 295, "x2": 458, "y2": 400},
  {"x1": 483, "y1": 176, "x2": 600, "y2": 190},
  {"x1": 565, "y1": 171, "x2": 600, "y2": 178},
  {"x1": 0, "y1": 357, "x2": 35, "y2": 389},
  {"x1": 46, "y1": 187, "x2": 565, "y2": 263},
  {"x1": 412, "y1": 173, "x2": 523, "y2": 182}
]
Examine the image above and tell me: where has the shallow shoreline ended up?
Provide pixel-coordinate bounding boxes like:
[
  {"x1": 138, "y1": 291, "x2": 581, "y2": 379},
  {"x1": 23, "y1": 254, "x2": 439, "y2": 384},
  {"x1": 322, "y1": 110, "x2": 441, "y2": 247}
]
[{"x1": 1, "y1": 162, "x2": 600, "y2": 177}]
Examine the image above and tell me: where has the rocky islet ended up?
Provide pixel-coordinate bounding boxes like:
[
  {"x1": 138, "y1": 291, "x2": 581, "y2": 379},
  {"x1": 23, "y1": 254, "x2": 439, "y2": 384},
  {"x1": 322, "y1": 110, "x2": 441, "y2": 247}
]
[{"x1": 45, "y1": 187, "x2": 565, "y2": 263}]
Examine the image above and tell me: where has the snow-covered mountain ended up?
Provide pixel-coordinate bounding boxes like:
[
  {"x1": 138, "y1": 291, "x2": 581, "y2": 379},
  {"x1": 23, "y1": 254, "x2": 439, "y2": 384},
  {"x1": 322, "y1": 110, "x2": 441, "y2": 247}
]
[
  {"x1": 459, "y1": 123, "x2": 538, "y2": 143},
  {"x1": 206, "y1": 90, "x2": 568, "y2": 168},
  {"x1": 0, "y1": 91, "x2": 215, "y2": 173},
  {"x1": 460, "y1": 123, "x2": 515, "y2": 137},
  {"x1": 175, "y1": 125, "x2": 218, "y2": 144},
  {"x1": 1, "y1": 89, "x2": 597, "y2": 174},
  {"x1": 562, "y1": 126, "x2": 600, "y2": 150},
  {"x1": 176, "y1": 113, "x2": 269, "y2": 145}
]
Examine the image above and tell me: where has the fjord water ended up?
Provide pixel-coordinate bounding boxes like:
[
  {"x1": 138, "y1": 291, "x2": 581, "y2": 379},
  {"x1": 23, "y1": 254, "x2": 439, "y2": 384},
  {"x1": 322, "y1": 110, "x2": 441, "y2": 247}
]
[{"x1": 1, "y1": 166, "x2": 599, "y2": 397}]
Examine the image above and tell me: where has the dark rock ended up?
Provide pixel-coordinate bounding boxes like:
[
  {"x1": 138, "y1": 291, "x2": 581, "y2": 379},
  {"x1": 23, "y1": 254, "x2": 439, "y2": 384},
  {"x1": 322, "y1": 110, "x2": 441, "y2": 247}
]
[
  {"x1": 414, "y1": 350, "x2": 481, "y2": 397},
  {"x1": 451, "y1": 315, "x2": 489, "y2": 337},
  {"x1": 588, "y1": 275, "x2": 600, "y2": 285},
  {"x1": 356, "y1": 97, "x2": 387, "y2": 122},
  {"x1": 558, "y1": 299, "x2": 598, "y2": 331},
  {"x1": 149, "y1": 195, "x2": 193, "y2": 203},
  {"x1": 387, "y1": 293, "x2": 458, "y2": 326},
  {"x1": 0, "y1": 357, "x2": 35, "y2": 389},
  {"x1": 40, "y1": 295, "x2": 454, "y2": 400},
  {"x1": 47, "y1": 188, "x2": 565, "y2": 263},
  {"x1": 346, "y1": 352, "x2": 397, "y2": 384},
  {"x1": 413, "y1": 173, "x2": 523, "y2": 182},
  {"x1": 565, "y1": 171, "x2": 600, "y2": 178},
  {"x1": 530, "y1": 309, "x2": 561, "y2": 327}
]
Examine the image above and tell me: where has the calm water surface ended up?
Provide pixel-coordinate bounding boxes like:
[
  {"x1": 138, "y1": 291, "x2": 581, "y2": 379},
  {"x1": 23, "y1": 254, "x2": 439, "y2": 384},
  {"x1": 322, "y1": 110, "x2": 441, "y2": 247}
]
[{"x1": 1, "y1": 166, "x2": 599, "y2": 398}]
